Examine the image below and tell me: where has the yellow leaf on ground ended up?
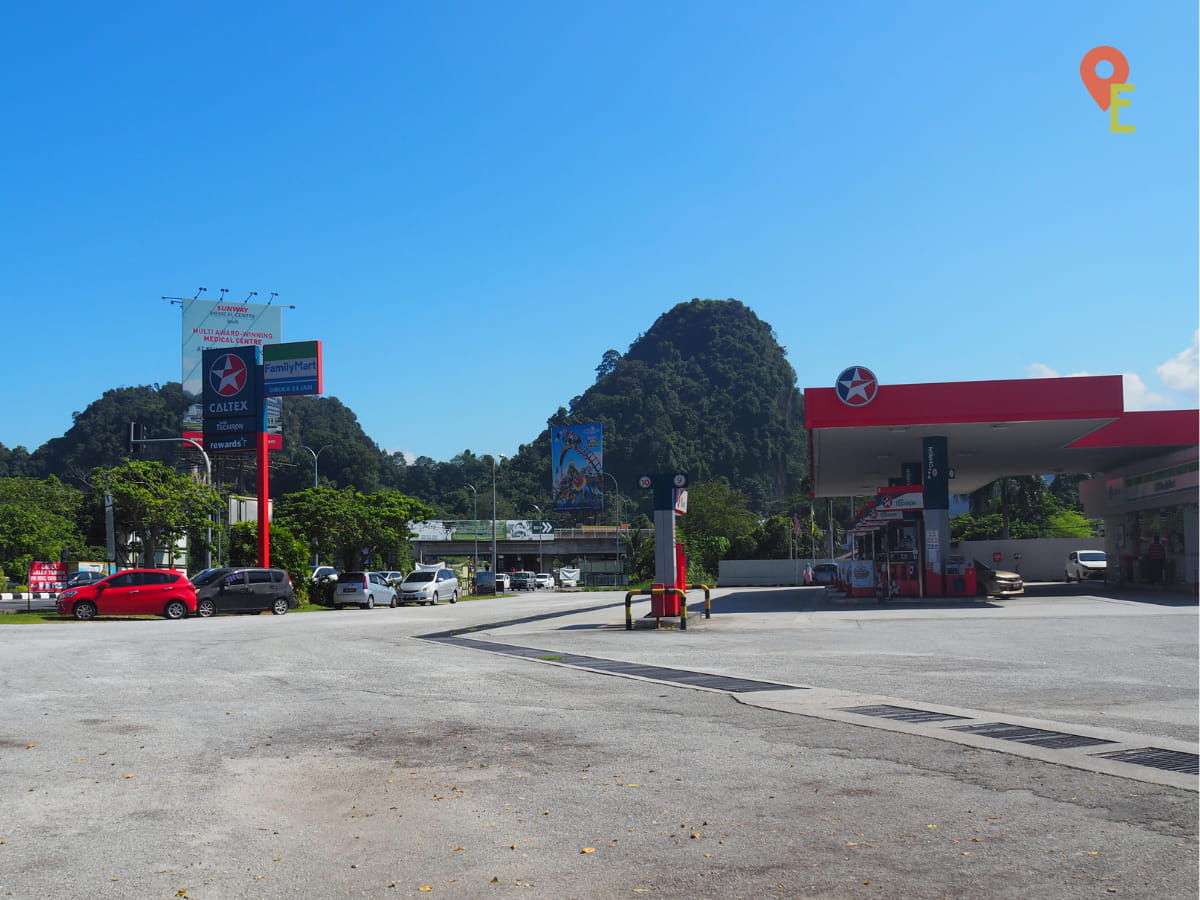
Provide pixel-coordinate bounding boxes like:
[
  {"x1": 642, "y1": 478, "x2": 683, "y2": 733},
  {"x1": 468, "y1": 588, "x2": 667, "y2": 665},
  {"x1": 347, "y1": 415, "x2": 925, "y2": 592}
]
[{"x1": 580, "y1": 847, "x2": 596, "y2": 853}]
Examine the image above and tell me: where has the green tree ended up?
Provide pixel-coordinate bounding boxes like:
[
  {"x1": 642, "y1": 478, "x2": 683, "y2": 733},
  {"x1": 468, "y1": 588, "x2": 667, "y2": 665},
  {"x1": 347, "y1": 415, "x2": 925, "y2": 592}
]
[
  {"x1": 94, "y1": 460, "x2": 219, "y2": 568},
  {"x1": 677, "y1": 481, "x2": 760, "y2": 581},
  {"x1": 1044, "y1": 508, "x2": 1096, "y2": 538},
  {"x1": 274, "y1": 486, "x2": 433, "y2": 571},
  {"x1": 0, "y1": 477, "x2": 92, "y2": 581},
  {"x1": 227, "y1": 521, "x2": 313, "y2": 599}
]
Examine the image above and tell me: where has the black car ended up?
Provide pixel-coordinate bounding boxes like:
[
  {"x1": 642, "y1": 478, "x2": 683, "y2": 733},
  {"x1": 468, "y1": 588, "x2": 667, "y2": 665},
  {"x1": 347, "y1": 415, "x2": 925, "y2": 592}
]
[
  {"x1": 65, "y1": 570, "x2": 107, "y2": 588},
  {"x1": 510, "y1": 572, "x2": 536, "y2": 591},
  {"x1": 190, "y1": 567, "x2": 296, "y2": 616}
]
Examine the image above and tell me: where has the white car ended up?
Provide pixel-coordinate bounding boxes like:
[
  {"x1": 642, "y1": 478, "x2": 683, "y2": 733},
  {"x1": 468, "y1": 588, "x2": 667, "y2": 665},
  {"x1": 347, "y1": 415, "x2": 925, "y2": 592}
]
[
  {"x1": 398, "y1": 568, "x2": 459, "y2": 605},
  {"x1": 333, "y1": 571, "x2": 398, "y2": 609},
  {"x1": 1065, "y1": 550, "x2": 1107, "y2": 582},
  {"x1": 534, "y1": 573, "x2": 554, "y2": 589}
]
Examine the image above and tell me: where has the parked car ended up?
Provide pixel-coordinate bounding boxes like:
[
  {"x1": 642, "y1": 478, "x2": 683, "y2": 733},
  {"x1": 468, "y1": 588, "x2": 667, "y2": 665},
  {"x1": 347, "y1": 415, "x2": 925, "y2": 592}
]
[
  {"x1": 534, "y1": 573, "x2": 554, "y2": 589},
  {"x1": 333, "y1": 571, "x2": 398, "y2": 609},
  {"x1": 1065, "y1": 550, "x2": 1107, "y2": 582},
  {"x1": 398, "y1": 568, "x2": 459, "y2": 605},
  {"x1": 474, "y1": 571, "x2": 508, "y2": 594},
  {"x1": 55, "y1": 569, "x2": 197, "y2": 620},
  {"x1": 380, "y1": 571, "x2": 406, "y2": 586},
  {"x1": 510, "y1": 571, "x2": 536, "y2": 591},
  {"x1": 812, "y1": 563, "x2": 838, "y2": 585},
  {"x1": 191, "y1": 567, "x2": 295, "y2": 616},
  {"x1": 973, "y1": 561, "x2": 1024, "y2": 599},
  {"x1": 310, "y1": 565, "x2": 338, "y2": 584},
  {"x1": 65, "y1": 570, "x2": 107, "y2": 588}
]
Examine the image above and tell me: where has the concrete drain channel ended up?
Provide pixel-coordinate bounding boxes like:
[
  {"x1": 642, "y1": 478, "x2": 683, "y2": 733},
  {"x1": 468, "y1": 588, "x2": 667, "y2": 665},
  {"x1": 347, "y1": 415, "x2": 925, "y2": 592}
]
[{"x1": 418, "y1": 633, "x2": 1198, "y2": 790}]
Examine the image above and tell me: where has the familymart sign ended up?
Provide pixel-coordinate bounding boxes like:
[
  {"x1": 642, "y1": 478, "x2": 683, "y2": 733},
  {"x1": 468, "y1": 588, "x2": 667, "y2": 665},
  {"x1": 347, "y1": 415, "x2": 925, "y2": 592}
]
[{"x1": 263, "y1": 341, "x2": 324, "y2": 397}]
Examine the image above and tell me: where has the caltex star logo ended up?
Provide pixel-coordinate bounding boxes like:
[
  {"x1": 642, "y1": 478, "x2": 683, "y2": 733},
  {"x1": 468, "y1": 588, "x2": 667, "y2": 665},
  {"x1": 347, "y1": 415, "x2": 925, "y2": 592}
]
[
  {"x1": 210, "y1": 354, "x2": 249, "y2": 397},
  {"x1": 835, "y1": 366, "x2": 879, "y2": 407}
]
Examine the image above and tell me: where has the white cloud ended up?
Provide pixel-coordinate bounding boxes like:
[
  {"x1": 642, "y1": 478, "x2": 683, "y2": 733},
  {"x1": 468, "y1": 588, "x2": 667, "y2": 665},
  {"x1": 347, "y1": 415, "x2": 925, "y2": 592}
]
[
  {"x1": 1156, "y1": 330, "x2": 1199, "y2": 396},
  {"x1": 1120, "y1": 373, "x2": 1167, "y2": 411},
  {"x1": 1026, "y1": 364, "x2": 1168, "y2": 410}
]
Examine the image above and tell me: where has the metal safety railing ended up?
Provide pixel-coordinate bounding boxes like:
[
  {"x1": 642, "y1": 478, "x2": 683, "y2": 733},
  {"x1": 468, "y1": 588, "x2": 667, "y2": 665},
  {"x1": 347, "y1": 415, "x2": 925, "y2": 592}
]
[{"x1": 624, "y1": 583, "x2": 711, "y2": 630}]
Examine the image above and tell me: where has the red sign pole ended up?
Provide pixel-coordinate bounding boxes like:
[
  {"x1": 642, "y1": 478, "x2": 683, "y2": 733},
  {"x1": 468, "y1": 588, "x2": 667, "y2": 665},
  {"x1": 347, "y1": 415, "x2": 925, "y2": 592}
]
[{"x1": 257, "y1": 430, "x2": 271, "y2": 568}]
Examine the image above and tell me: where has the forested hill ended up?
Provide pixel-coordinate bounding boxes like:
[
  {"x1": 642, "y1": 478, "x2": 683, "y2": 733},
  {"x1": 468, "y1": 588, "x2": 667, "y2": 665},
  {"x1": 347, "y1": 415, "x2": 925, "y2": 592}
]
[
  {"x1": 1, "y1": 298, "x2": 810, "y2": 515},
  {"x1": 543, "y1": 298, "x2": 809, "y2": 511}
]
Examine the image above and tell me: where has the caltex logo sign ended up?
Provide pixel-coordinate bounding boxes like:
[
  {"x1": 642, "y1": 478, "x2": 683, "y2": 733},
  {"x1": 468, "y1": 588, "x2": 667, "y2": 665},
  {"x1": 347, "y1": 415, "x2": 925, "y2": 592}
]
[
  {"x1": 210, "y1": 353, "x2": 249, "y2": 397},
  {"x1": 835, "y1": 366, "x2": 878, "y2": 407}
]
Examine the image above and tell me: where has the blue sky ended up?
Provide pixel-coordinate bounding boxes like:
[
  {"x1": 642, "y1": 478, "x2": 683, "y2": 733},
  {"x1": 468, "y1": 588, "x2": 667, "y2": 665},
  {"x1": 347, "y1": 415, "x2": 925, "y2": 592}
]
[{"x1": 3, "y1": 1, "x2": 1196, "y2": 464}]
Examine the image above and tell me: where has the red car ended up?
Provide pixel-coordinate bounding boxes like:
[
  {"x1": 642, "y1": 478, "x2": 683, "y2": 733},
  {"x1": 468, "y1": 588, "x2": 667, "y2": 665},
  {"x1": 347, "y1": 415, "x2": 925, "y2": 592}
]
[{"x1": 55, "y1": 569, "x2": 198, "y2": 620}]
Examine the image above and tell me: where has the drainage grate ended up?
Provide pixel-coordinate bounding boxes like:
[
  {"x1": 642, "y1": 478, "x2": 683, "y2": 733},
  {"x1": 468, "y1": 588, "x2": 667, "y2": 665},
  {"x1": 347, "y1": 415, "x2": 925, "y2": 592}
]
[
  {"x1": 947, "y1": 722, "x2": 1116, "y2": 750},
  {"x1": 1091, "y1": 747, "x2": 1200, "y2": 775},
  {"x1": 837, "y1": 704, "x2": 971, "y2": 724},
  {"x1": 423, "y1": 635, "x2": 799, "y2": 693}
]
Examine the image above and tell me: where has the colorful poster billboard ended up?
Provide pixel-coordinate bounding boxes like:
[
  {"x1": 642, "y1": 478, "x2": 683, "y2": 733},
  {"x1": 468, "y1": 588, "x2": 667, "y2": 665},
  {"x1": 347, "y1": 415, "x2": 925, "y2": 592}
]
[{"x1": 551, "y1": 424, "x2": 603, "y2": 511}]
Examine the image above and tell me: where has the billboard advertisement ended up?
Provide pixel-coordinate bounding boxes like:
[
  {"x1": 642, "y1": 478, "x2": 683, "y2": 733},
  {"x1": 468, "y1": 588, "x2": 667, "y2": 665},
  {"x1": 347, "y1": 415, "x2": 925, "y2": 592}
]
[
  {"x1": 182, "y1": 298, "x2": 283, "y2": 447},
  {"x1": 551, "y1": 423, "x2": 603, "y2": 511}
]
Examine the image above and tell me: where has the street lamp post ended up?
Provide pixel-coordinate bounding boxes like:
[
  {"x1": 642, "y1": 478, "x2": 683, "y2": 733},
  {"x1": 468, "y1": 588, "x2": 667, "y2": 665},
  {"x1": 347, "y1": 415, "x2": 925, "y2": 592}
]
[
  {"x1": 130, "y1": 432, "x2": 213, "y2": 569},
  {"x1": 491, "y1": 454, "x2": 506, "y2": 575},
  {"x1": 529, "y1": 503, "x2": 543, "y2": 576},
  {"x1": 298, "y1": 444, "x2": 330, "y2": 489},
  {"x1": 463, "y1": 482, "x2": 478, "y2": 589},
  {"x1": 298, "y1": 445, "x2": 330, "y2": 565},
  {"x1": 602, "y1": 471, "x2": 622, "y2": 586}
]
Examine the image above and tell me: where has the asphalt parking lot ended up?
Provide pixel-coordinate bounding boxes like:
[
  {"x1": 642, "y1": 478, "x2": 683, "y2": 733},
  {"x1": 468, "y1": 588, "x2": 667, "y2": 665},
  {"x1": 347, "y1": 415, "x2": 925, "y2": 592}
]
[{"x1": 1, "y1": 584, "x2": 1196, "y2": 899}]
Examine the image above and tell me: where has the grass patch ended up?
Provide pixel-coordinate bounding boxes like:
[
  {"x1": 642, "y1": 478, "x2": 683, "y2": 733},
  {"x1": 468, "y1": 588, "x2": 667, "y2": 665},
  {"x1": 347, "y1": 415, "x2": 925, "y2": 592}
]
[{"x1": 538, "y1": 655, "x2": 565, "y2": 661}]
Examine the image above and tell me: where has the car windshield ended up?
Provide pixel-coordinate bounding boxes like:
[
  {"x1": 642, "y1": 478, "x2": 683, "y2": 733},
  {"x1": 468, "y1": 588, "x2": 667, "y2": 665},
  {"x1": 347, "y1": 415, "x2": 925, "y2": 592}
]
[
  {"x1": 337, "y1": 572, "x2": 366, "y2": 584},
  {"x1": 405, "y1": 572, "x2": 435, "y2": 583},
  {"x1": 1078, "y1": 552, "x2": 1106, "y2": 562},
  {"x1": 191, "y1": 569, "x2": 226, "y2": 586}
]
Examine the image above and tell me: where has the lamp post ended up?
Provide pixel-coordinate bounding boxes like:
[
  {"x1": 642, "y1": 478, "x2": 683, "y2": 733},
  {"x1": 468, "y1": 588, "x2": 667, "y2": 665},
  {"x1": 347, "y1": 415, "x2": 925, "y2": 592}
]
[
  {"x1": 602, "y1": 471, "x2": 622, "y2": 586},
  {"x1": 491, "y1": 454, "x2": 506, "y2": 574},
  {"x1": 298, "y1": 444, "x2": 330, "y2": 488},
  {"x1": 129, "y1": 431, "x2": 213, "y2": 570},
  {"x1": 463, "y1": 482, "x2": 478, "y2": 588},
  {"x1": 298, "y1": 445, "x2": 330, "y2": 565},
  {"x1": 529, "y1": 503, "x2": 543, "y2": 576}
]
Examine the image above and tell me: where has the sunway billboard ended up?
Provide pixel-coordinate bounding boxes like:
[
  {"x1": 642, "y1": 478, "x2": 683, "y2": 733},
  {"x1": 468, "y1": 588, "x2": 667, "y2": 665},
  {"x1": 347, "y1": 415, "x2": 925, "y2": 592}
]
[{"x1": 182, "y1": 299, "x2": 283, "y2": 447}]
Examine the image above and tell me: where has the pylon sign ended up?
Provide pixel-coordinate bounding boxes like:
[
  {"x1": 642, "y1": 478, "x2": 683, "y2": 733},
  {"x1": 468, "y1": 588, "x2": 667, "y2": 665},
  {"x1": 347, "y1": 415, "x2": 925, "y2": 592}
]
[
  {"x1": 638, "y1": 473, "x2": 689, "y2": 588},
  {"x1": 201, "y1": 345, "x2": 264, "y2": 452}
]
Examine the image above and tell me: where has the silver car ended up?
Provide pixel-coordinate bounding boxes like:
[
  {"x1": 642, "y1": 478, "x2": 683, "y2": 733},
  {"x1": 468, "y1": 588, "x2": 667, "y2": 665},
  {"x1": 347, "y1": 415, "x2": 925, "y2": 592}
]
[
  {"x1": 398, "y1": 568, "x2": 459, "y2": 605},
  {"x1": 333, "y1": 571, "x2": 398, "y2": 609}
]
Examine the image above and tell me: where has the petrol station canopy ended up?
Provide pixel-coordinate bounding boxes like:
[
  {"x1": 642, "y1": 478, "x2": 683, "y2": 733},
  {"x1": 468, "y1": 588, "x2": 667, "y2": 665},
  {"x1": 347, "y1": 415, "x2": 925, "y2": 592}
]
[{"x1": 804, "y1": 373, "x2": 1199, "y2": 497}]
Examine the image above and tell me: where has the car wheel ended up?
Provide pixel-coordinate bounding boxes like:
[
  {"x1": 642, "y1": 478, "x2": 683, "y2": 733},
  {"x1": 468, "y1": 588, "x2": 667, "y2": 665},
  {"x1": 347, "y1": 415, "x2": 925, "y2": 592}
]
[
  {"x1": 389, "y1": 596, "x2": 397, "y2": 608},
  {"x1": 366, "y1": 595, "x2": 375, "y2": 609},
  {"x1": 72, "y1": 600, "x2": 98, "y2": 621},
  {"x1": 272, "y1": 598, "x2": 289, "y2": 615},
  {"x1": 197, "y1": 599, "x2": 216, "y2": 618},
  {"x1": 450, "y1": 591, "x2": 457, "y2": 604},
  {"x1": 164, "y1": 600, "x2": 187, "y2": 620},
  {"x1": 429, "y1": 595, "x2": 438, "y2": 606}
]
